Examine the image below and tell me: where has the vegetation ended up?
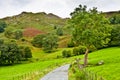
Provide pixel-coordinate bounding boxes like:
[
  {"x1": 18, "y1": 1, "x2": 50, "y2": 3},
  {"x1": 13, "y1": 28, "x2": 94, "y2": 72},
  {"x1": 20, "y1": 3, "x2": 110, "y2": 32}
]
[
  {"x1": 68, "y1": 47, "x2": 120, "y2": 80},
  {"x1": 31, "y1": 34, "x2": 45, "y2": 48},
  {"x1": 0, "y1": 4, "x2": 120, "y2": 80},
  {"x1": 56, "y1": 27, "x2": 64, "y2": 36},
  {"x1": 0, "y1": 40, "x2": 32, "y2": 65},
  {"x1": 62, "y1": 50, "x2": 72, "y2": 58},
  {"x1": 0, "y1": 21, "x2": 7, "y2": 33},
  {"x1": 0, "y1": 58, "x2": 70, "y2": 80},
  {"x1": 69, "y1": 4, "x2": 112, "y2": 66},
  {"x1": 42, "y1": 33, "x2": 58, "y2": 52}
]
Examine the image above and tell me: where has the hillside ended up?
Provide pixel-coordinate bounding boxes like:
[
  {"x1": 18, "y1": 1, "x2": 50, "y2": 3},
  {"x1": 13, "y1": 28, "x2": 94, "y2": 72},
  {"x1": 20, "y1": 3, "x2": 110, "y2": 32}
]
[
  {"x1": 103, "y1": 10, "x2": 120, "y2": 17},
  {"x1": 1, "y1": 12, "x2": 68, "y2": 32}
]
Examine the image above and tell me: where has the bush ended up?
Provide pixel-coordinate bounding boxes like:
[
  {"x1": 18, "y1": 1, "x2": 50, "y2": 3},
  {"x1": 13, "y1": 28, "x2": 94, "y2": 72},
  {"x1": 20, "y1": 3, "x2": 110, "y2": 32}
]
[
  {"x1": 62, "y1": 50, "x2": 72, "y2": 58},
  {"x1": 67, "y1": 40, "x2": 75, "y2": 47},
  {"x1": 56, "y1": 27, "x2": 63, "y2": 36},
  {"x1": 73, "y1": 46, "x2": 86, "y2": 56}
]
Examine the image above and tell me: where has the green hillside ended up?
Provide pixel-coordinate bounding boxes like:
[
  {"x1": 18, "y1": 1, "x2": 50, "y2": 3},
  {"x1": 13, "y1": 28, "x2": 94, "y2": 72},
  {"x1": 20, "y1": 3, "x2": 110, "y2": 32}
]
[
  {"x1": 2, "y1": 12, "x2": 67, "y2": 32},
  {"x1": 69, "y1": 47, "x2": 120, "y2": 80}
]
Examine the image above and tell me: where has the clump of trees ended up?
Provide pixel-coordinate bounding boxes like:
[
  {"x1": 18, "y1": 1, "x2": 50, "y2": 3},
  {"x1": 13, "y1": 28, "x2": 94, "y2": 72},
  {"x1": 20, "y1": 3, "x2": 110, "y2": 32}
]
[
  {"x1": 0, "y1": 39, "x2": 32, "y2": 65},
  {"x1": 32, "y1": 33, "x2": 58, "y2": 52},
  {"x1": 69, "y1": 4, "x2": 112, "y2": 67}
]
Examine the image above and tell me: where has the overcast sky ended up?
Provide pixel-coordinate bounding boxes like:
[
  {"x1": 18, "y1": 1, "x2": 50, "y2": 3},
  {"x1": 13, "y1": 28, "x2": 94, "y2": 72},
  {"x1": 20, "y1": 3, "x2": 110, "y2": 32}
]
[{"x1": 0, "y1": 0, "x2": 120, "y2": 18}]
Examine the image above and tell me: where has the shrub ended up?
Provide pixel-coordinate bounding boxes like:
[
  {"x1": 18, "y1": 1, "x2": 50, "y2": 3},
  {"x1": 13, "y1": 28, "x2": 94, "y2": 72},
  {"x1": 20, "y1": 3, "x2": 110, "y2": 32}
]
[
  {"x1": 73, "y1": 46, "x2": 86, "y2": 56},
  {"x1": 72, "y1": 47, "x2": 79, "y2": 55},
  {"x1": 62, "y1": 50, "x2": 72, "y2": 58},
  {"x1": 67, "y1": 40, "x2": 75, "y2": 47},
  {"x1": 56, "y1": 27, "x2": 63, "y2": 36},
  {"x1": 31, "y1": 34, "x2": 45, "y2": 48},
  {"x1": 0, "y1": 21, "x2": 7, "y2": 33}
]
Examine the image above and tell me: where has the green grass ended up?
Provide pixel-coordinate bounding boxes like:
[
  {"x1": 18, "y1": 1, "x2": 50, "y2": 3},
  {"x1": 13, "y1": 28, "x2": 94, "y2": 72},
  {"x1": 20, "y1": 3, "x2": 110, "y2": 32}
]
[
  {"x1": 69, "y1": 47, "x2": 120, "y2": 80},
  {"x1": 1, "y1": 47, "x2": 120, "y2": 80},
  {"x1": 32, "y1": 48, "x2": 73, "y2": 60},
  {"x1": 0, "y1": 58, "x2": 71, "y2": 80},
  {"x1": 87, "y1": 47, "x2": 120, "y2": 80}
]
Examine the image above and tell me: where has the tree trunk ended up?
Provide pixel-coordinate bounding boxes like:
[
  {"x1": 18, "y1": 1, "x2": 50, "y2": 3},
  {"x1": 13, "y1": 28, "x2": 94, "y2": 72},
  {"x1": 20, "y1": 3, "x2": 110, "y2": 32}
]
[{"x1": 84, "y1": 48, "x2": 89, "y2": 67}]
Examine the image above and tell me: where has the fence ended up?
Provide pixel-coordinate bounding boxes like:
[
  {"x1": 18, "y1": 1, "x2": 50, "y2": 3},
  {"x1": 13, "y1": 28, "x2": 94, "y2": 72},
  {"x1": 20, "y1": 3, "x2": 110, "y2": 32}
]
[{"x1": 10, "y1": 63, "x2": 62, "y2": 80}]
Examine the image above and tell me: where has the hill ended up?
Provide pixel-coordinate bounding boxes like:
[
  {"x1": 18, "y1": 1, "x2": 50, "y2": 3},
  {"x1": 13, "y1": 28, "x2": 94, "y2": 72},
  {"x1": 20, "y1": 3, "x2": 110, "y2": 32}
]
[
  {"x1": 1, "y1": 12, "x2": 68, "y2": 33},
  {"x1": 103, "y1": 10, "x2": 120, "y2": 17}
]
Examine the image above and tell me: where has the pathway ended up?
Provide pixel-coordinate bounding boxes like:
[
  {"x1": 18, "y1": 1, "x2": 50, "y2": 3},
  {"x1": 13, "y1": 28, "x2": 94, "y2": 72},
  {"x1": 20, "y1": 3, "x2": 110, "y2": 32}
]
[{"x1": 40, "y1": 64, "x2": 70, "y2": 80}]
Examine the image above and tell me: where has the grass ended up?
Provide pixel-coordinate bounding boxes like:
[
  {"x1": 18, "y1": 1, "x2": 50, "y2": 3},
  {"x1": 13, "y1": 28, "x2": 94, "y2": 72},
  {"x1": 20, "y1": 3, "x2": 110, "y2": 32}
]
[
  {"x1": 31, "y1": 47, "x2": 73, "y2": 60},
  {"x1": 0, "y1": 47, "x2": 120, "y2": 80},
  {"x1": 0, "y1": 58, "x2": 71, "y2": 80},
  {"x1": 87, "y1": 47, "x2": 120, "y2": 80},
  {"x1": 69, "y1": 47, "x2": 120, "y2": 80}
]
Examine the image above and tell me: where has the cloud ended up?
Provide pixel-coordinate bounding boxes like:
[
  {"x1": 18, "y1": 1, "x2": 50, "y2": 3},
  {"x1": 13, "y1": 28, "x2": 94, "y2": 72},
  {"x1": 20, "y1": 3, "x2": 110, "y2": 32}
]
[{"x1": 0, "y1": 0, "x2": 120, "y2": 18}]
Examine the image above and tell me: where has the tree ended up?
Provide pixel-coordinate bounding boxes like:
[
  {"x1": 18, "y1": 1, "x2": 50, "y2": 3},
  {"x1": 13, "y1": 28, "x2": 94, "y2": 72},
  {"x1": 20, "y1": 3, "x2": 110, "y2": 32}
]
[
  {"x1": 24, "y1": 47, "x2": 32, "y2": 59},
  {"x1": 69, "y1": 5, "x2": 112, "y2": 67},
  {"x1": 4, "y1": 28, "x2": 14, "y2": 38},
  {"x1": 42, "y1": 33, "x2": 58, "y2": 52},
  {"x1": 31, "y1": 34, "x2": 45, "y2": 48},
  {"x1": 0, "y1": 21, "x2": 7, "y2": 33},
  {"x1": 56, "y1": 27, "x2": 63, "y2": 36},
  {"x1": 109, "y1": 14, "x2": 120, "y2": 24},
  {"x1": 109, "y1": 25, "x2": 120, "y2": 46},
  {"x1": 0, "y1": 42, "x2": 22, "y2": 64},
  {"x1": 14, "y1": 30, "x2": 23, "y2": 40},
  {"x1": 0, "y1": 39, "x2": 4, "y2": 45}
]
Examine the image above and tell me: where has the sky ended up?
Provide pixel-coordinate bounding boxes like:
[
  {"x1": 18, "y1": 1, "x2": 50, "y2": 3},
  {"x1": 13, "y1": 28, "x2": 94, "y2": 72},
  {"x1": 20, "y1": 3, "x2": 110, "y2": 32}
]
[{"x1": 0, "y1": 0, "x2": 120, "y2": 18}]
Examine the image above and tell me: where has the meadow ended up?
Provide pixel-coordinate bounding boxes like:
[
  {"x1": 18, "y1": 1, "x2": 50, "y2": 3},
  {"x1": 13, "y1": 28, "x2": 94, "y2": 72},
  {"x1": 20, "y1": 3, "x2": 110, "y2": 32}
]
[
  {"x1": 0, "y1": 58, "x2": 71, "y2": 80},
  {"x1": 0, "y1": 47, "x2": 120, "y2": 80},
  {"x1": 69, "y1": 47, "x2": 120, "y2": 80}
]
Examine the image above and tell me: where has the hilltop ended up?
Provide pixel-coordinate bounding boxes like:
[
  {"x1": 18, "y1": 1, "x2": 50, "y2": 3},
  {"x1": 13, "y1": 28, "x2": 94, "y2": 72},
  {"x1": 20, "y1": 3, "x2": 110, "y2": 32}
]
[
  {"x1": 1, "y1": 12, "x2": 68, "y2": 33},
  {"x1": 103, "y1": 10, "x2": 120, "y2": 17}
]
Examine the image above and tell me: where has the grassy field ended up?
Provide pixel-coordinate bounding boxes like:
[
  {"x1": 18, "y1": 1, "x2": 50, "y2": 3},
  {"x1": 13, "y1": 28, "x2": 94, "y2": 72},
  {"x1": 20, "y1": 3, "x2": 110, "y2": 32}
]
[
  {"x1": 0, "y1": 47, "x2": 120, "y2": 80},
  {"x1": 87, "y1": 47, "x2": 120, "y2": 80},
  {"x1": 69, "y1": 47, "x2": 120, "y2": 80},
  {"x1": 0, "y1": 58, "x2": 72, "y2": 80},
  {"x1": 31, "y1": 47, "x2": 73, "y2": 60}
]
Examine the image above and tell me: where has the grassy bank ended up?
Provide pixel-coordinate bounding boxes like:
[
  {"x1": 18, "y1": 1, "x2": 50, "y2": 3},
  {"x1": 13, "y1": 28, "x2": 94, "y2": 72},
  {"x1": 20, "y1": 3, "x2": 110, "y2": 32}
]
[
  {"x1": 0, "y1": 58, "x2": 71, "y2": 80},
  {"x1": 69, "y1": 47, "x2": 120, "y2": 80}
]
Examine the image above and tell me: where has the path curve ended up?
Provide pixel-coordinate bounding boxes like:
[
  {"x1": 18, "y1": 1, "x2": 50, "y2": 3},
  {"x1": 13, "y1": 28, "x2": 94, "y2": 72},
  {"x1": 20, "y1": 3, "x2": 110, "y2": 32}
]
[{"x1": 40, "y1": 64, "x2": 70, "y2": 80}]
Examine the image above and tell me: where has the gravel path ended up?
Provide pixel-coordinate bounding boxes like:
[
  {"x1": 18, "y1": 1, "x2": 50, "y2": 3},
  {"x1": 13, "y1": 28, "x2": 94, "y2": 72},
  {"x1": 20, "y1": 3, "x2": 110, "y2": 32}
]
[{"x1": 40, "y1": 64, "x2": 70, "y2": 80}]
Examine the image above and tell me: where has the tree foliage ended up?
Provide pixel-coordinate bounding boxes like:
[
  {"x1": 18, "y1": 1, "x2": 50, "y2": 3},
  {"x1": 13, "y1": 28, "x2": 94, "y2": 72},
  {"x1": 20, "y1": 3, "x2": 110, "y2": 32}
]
[
  {"x1": 31, "y1": 34, "x2": 45, "y2": 48},
  {"x1": 0, "y1": 21, "x2": 7, "y2": 33},
  {"x1": 0, "y1": 40, "x2": 32, "y2": 65},
  {"x1": 4, "y1": 28, "x2": 23, "y2": 40},
  {"x1": 109, "y1": 25, "x2": 120, "y2": 46},
  {"x1": 0, "y1": 42, "x2": 21, "y2": 64},
  {"x1": 56, "y1": 27, "x2": 63, "y2": 36},
  {"x1": 42, "y1": 33, "x2": 58, "y2": 52},
  {"x1": 109, "y1": 14, "x2": 120, "y2": 24},
  {"x1": 69, "y1": 4, "x2": 112, "y2": 66}
]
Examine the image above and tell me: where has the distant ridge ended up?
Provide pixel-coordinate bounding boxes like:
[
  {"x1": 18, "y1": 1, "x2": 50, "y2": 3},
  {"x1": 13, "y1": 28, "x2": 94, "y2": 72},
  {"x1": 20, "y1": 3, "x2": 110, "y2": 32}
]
[{"x1": 103, "y1": 10, "x2": 120, "y2": 17}]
